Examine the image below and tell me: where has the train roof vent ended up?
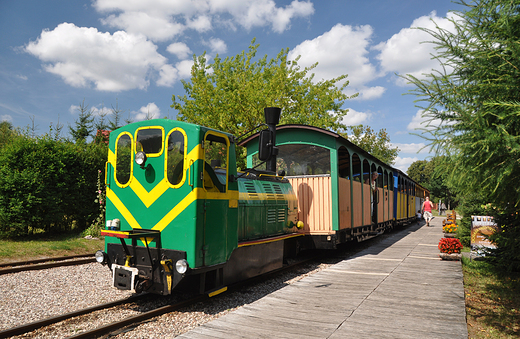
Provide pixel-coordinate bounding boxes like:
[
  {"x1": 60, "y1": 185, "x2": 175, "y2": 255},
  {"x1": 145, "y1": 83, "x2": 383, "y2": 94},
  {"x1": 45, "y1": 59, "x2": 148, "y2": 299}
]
[
  {"x1": 262, "y1": 182, "x2": 274, "y2": 194},
  {"x1": 272, "y1": 183, "x2": 285, "y2": 200},
  {"x1": 244, "y1": 182, "x2": 257, "y2": 193}
]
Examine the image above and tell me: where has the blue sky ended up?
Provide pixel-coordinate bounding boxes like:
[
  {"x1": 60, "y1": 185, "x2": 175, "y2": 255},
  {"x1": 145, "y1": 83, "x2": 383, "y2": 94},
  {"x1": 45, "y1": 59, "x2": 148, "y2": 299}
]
[{"x1": 0, "y1": 0, "x2": 463, "y2": 172}]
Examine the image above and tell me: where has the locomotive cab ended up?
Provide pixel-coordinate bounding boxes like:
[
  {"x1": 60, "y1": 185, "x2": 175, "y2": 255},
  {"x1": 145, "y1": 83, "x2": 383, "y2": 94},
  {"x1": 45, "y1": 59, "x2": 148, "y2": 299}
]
[{"x1": 97, "y1": 120, "x2": 240, "y2": 294}]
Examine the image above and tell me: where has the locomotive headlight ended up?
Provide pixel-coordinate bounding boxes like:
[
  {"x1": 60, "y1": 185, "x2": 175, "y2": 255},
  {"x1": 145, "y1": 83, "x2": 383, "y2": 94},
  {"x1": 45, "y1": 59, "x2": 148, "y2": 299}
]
[
  {"x1": 135, "y1": 151, "x2": 147, "y2": 168},
  {"x1": 175, "y1": 259, "x2": 189, "y2": 274},
  {"x1": 95, "y1": 250, "x2": 108, "y2": 265}
]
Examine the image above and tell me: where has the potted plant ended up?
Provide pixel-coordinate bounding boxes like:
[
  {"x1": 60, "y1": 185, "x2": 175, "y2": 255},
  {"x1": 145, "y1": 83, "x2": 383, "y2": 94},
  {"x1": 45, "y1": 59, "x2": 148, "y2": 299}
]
[
  {"x1": 438, "y1": 237, "x2": 463, "y2": 260},
  {"x1": 442, "y1": 222, "x2": 457, "y2": 238}
]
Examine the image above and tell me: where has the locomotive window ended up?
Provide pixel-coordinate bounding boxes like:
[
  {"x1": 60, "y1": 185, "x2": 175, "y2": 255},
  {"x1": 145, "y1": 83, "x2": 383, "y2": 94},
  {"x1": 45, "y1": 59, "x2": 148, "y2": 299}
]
[
  {"x1": 116, "y1": 134, "x2": 132, "y2": 186},
  {"x1": 204, "y1": 133, "x2": 228, "y2": 192},
  {"x1": 166, "y1": 130, "x2": 185, "y2": 186},
  {"x1": 136, "y1": 128, "x2": 163, "y2": 155},
  {"x1": 276, "y1": 144, "x2": 330, "y2": 176}
]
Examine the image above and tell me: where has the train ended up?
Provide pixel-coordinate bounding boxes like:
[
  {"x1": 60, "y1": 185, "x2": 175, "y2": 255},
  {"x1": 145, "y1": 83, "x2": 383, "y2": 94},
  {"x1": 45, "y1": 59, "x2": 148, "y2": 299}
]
[{"x1": 95, "y1": 107, "x2": 428, "y2": 295}]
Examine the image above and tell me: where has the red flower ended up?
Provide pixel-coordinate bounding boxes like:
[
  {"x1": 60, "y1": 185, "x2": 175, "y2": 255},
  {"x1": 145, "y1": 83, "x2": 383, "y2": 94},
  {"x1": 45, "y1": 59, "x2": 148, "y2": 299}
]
[{"x1": 438, "y1": 238, "x2": 463, "y2": 254}]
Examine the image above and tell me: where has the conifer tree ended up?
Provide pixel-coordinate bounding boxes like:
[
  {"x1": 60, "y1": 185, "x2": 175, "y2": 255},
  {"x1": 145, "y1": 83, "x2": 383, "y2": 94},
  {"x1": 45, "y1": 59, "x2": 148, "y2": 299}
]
[
  {"x1": 403, "y1": 0, "x2": 520, "y2": 270},
  {"x1": 69, "y1": 100, "x2": 94, "y2": 143}
]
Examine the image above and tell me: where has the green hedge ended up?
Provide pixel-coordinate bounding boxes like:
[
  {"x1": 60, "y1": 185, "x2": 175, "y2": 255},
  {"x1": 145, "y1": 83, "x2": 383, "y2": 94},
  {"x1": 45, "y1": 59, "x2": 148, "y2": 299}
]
[{"x1": 0, "y1": 136, "x2": 107, "y2": 238}]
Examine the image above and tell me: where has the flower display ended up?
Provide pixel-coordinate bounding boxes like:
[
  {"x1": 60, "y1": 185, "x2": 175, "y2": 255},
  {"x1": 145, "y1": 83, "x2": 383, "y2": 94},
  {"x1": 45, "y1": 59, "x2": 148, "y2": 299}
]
[
  {"x1": 438, "y1": 237, "x2": 463, "y2": 254},
  {"x1": 443, "y1": 222, "x2": 458, "y2": 233}
]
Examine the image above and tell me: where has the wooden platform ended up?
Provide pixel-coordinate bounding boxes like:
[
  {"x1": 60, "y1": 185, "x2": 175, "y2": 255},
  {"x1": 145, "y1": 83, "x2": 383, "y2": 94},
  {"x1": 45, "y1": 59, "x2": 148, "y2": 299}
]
[{"x1": 177, "y1": 217, "x2": 468, "y2": 338}]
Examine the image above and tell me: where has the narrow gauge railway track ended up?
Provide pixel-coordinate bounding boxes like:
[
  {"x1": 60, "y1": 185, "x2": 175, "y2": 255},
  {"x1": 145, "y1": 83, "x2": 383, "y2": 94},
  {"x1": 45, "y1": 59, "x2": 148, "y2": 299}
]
[
  {"x1": 5, "y1": 253, "x2": 326, "y2": 339},
  {"x1": 66, "y1": 254, "x2": 324, "y2": 339},
  {"x1": 0, "y1": 294, "x2": 150, "y2": 338},
  {"x1": 0, "y1": 254, "x2": 96, "y2": 275}
]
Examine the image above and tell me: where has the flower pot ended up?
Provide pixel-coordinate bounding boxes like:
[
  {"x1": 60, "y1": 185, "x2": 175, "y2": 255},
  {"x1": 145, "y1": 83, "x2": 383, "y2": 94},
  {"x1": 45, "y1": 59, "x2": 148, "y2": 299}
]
[
  {"x1": 439, "y1": 253, "x2": 462, "y2": 261},
  {"x1": 444, "y1": 233, "x2": 456, "y2": 238}
]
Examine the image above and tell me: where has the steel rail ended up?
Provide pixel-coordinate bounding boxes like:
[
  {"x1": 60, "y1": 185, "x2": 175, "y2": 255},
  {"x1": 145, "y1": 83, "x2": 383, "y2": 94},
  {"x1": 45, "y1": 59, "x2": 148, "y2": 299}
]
[
  {"x1": 66, "y1": 295, "x2": 208, "y2": 339},
  {"x1": 0, "y1": 257, "x2": 96, "y2": 275},
  {"x1": 0, "y1": 294, "x2": 149, "y2": 338},
  {"x1": 64, "y1": 255, "x2": 326, "y2": 339},
  {"x1": 0, "y1": 253, "x2": 95, "y2": 269}
]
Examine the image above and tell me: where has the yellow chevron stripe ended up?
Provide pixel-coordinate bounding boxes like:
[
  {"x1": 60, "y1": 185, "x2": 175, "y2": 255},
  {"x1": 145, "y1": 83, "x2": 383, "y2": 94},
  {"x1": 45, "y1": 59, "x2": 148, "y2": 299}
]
[
  {"x1": 129, "y1": 178, "x2": 169, "y2": 208},
  {"x1": 108, "y1": 186, "x2": 240, "y2": 233},
  {"x1": 106, "y1": 187, "x2": 142, "y2": 229},
  {"x1": 151, "y1": 188, "x2": 239, "y2": 232}
]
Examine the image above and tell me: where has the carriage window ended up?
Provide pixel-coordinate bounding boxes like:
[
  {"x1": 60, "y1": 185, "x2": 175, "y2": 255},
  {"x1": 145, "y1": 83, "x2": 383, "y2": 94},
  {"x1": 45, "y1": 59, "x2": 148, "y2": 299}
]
[
  {"x1": 276, "y1": 144, "x2": 330, "y2": 176},
  {"x1": 116, "y1": 134, "x2": 132, "y2": 186},
  {"x1": 352, "y1": 154, "x2": 361, "y2": 181},
  {"x1": 136, "y1": 128, "x2": 163, "y2": 155},
  {"x1": 338, "y1": 146, "x2": 350, "y2": 178},
  {"x1": 166, "y1": 130, "x2": 185, "y2": 186}
]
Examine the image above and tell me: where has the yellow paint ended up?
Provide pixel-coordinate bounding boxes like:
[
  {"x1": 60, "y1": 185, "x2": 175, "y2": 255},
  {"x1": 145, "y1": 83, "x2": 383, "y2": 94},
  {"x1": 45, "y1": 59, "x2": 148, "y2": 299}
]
[
  {"x1": 106, "y1": 187, "x2": 142, "y2": 229},
  {"x1": 160, "y1": 260, "x2": 173, "y2": 294},
  {"x1": 134, "y1": 126, "x2": 165, "y2": 157},
  {"x1": 208, "y1": 286, "x2": 227, "y2": 297},
  {"x1": 164, "y1": 128, "x2": 188, "y2": 189},
  {"x1": 151, "y1": 188, "x2": 239, "y2": 232},
  {"x1": 238, "y1": 233, "x2": 303, "y2": 247},
  {"x1": 129, "y1": 177, "x2": 170, "y2": 208}
]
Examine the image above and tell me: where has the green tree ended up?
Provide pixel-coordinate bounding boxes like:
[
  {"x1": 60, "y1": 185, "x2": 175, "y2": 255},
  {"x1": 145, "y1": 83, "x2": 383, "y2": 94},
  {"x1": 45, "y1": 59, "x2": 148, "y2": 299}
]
[
  {"x1": 69, "y1": 100, "x2": 95, "y2": 143},
  {"x1": 403, "y1": 0, "x2": 520, "y2": 270},
  {"x1": 342, "y1": 125, "x2": 400, "y2": 164},
  {"x1": 0, "y1": 121, "x2": 15, "y2": 148},
  {"x1": 172, "y1": 39, "x2": 354, "y2": 137},
  {"x1": 108, "y1": 100, "x2": 125, "y2": 131},
  {"x1": 407, "y1": 159, "x2": 433, "y2": 186}
]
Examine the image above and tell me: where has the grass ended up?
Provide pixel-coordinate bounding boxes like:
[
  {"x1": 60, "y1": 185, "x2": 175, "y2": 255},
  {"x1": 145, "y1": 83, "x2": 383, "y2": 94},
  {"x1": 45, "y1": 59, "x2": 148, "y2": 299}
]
[
  {"x1": 0, "y1": 233, "x2": 104, "y2": 264},
  {"x1": 462, "y1": 257, "x2": 520, "y2": 338}
]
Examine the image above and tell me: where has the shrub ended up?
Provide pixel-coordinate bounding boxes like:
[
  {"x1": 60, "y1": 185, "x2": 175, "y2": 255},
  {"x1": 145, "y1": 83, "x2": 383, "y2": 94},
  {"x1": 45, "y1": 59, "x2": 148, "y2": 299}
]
[{"x1": 0, "y1": 136, "x2": 107, "y2": 238}]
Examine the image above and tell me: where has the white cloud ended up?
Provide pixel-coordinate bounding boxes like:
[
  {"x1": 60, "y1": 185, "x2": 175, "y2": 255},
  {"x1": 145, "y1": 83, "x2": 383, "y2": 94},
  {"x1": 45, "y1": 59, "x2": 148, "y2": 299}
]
[
  {"x1": 186, "y1": 15, "x2": 212, "y2": 32},
  {"x1": 407, "y1": 109, "x2": 443, "y2": 131},
  {"x1": 25, "y1": 23, "x2": 171, "y2": 91},
  {"x1": 391, "y1": 142, "x2": 428, "y2": 154},
  {"x1": 1, "y1": 115, "x2": 13, "y2": 122},
  {"x1": 394, "y1": 156, "x2": 419, "y2": 173},
  {"x1": 288, "y1": 24, "x2": 383, "y2": 100},
  {"x1": 167, "y1": 42, "x2": 193, "y2": 59},
  {"x1": 354, "y1": 86, "x2": 386, "y2": 100},
  {"x1": 93, "y1": 0, "x2": 314, "y2": 41},
  {"x1": 374, "y1": 11, "x2": 457, "y2": 85},
  {"x1": 209, "y1": 0, "x2": 314, "y2": 33},
  {"x1": 341, "y1": 108, "x2": 371, "y2": 126},
  {"x1": 133, "y1": 103, "x2": 161, "y2": 121},
  {"x1": 205, "y1": 37, "x2": 227, "y2": 54},
  {"x1": 176, "y1": 59, "x2": 195, "y2": 79},
  {"x1": 157, "y1": 64, "x2": 179, "y2": 87},
  {"x1": 101, "y1": 12, "x2": 185, "y2": 42}
]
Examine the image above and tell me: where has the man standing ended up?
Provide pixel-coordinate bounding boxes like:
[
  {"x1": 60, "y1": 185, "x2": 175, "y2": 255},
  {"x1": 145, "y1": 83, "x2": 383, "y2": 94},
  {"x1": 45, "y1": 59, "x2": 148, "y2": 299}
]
[
  {"x1": 422, "y1": 196, "x2": 434, "y2": 226},
  {"x1": 366, "y1": 172, "x2": 379, "y2": 224}
]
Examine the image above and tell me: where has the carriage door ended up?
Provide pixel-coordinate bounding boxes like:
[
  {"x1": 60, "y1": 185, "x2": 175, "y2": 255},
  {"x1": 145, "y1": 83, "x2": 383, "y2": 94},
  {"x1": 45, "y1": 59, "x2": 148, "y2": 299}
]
[{"x1": 202, "y1": 132, "x2": 230, "y2": 266}]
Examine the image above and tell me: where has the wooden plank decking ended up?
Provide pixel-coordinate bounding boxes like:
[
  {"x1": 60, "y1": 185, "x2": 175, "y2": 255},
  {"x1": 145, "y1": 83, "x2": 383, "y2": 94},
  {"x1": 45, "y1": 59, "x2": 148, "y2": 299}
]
[{"x1": 177, "y1": 217, "x2": 468, "y2": 338}]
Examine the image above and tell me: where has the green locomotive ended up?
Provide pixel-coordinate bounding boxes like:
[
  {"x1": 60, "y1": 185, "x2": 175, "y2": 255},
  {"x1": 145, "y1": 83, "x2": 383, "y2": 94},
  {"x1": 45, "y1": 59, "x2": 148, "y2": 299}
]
[{"x1": 96, "y1": 108, "x2": 301, "y2": 295}]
